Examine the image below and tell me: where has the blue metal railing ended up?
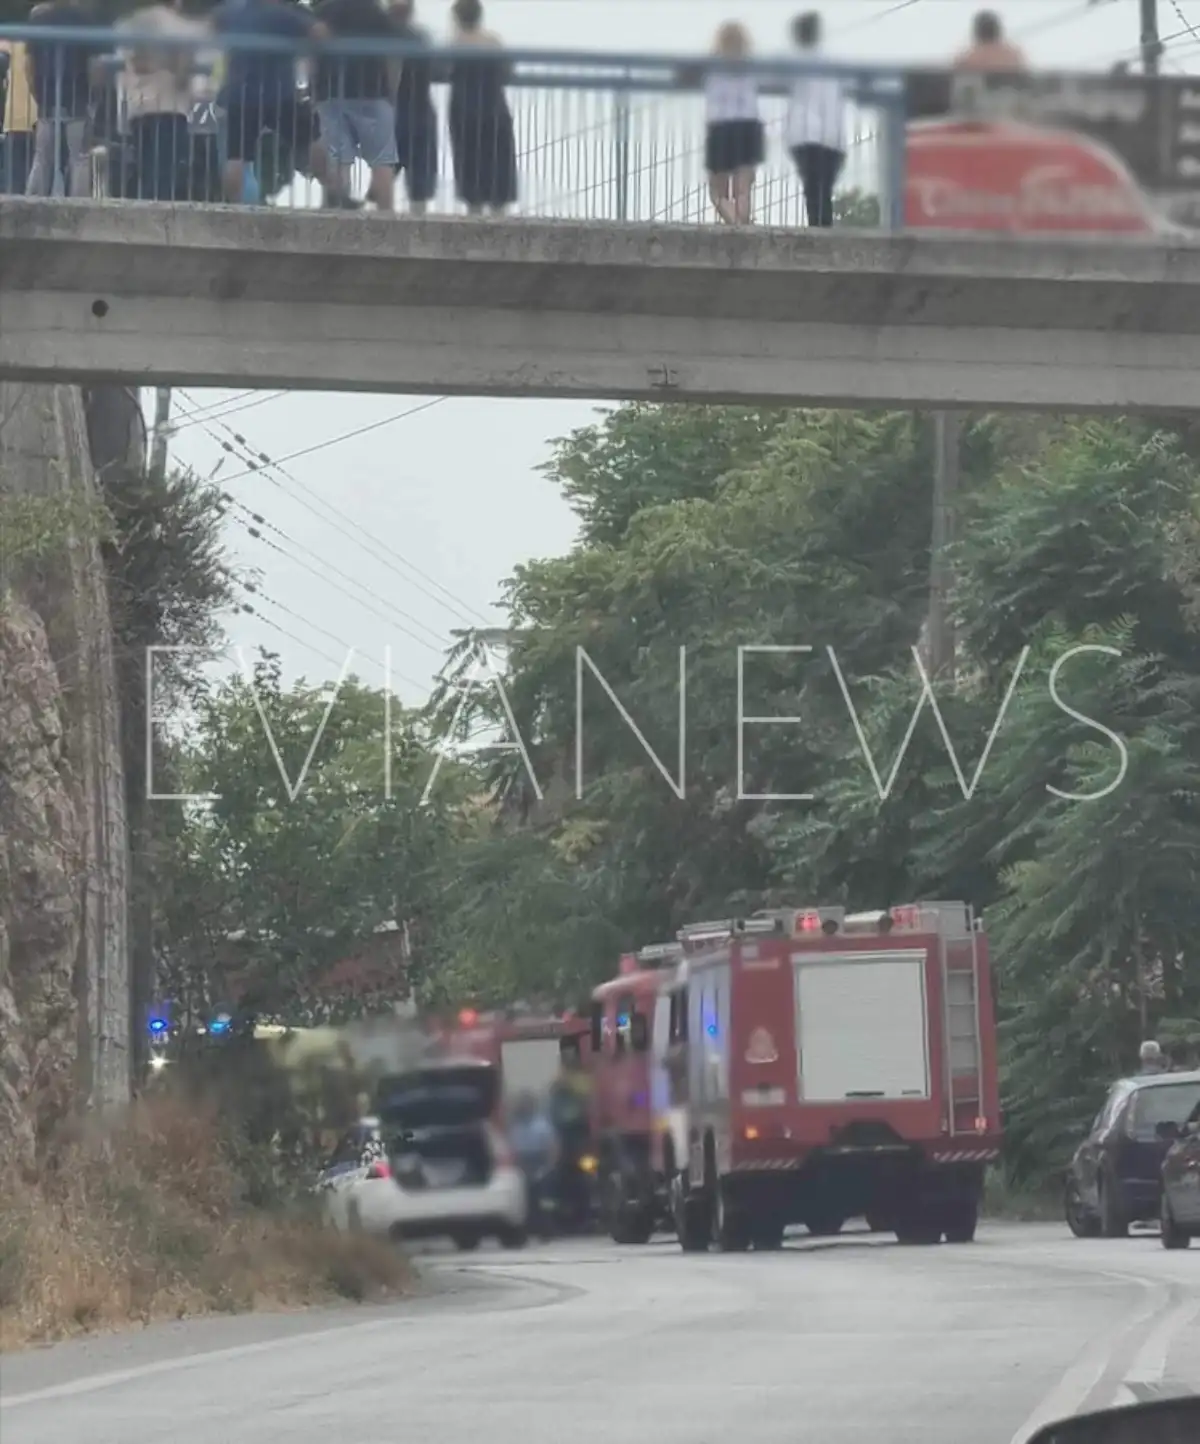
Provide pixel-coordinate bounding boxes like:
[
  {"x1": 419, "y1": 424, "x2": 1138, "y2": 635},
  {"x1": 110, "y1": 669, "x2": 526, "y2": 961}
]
[{"x1": 0, "y1": 24, "x2": 906, "y2": 226}]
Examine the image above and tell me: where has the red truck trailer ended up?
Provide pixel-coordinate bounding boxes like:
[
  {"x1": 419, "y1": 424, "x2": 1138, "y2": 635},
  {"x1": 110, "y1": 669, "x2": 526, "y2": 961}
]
[
  {"x1": 587, "y1": 944, "x2": 681, "y2": 1244},
  {"x1": 429, "y1": 1008, "x2": 591, "y2": 1110},
  {"x1": 654, "y1": 901, "x2": 1002, "y2": 1252}
]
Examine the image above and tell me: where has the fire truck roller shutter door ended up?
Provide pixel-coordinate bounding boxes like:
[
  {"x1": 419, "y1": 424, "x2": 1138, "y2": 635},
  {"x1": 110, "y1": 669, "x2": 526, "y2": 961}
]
[
  {"x1": 794, "y1": 951, "x2": 931, "y2": 1102},
  {"x1": 500, "y1": 1039, "x2": 563, "y2": 1104}
]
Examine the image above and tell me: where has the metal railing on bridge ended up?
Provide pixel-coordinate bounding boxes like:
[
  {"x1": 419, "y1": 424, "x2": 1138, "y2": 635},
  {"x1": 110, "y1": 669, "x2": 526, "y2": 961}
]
[{"x1": 0, "y1": 23, "x2": 905, "y2": 227}]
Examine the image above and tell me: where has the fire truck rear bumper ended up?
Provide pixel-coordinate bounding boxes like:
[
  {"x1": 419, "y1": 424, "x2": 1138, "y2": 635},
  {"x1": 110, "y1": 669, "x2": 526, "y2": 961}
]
[
  {"x1": 928, "y1": 1146, "x2": 1002, "y2": 1164},
  {"x1": 727, "y1": 1141, "x2": 1002, "y2": 1173}
]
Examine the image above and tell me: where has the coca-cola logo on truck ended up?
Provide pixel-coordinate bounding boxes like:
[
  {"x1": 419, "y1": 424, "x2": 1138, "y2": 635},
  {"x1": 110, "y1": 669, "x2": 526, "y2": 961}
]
[{"x1": 905, "y1": 119, "x2": 1160, "y2": 234}]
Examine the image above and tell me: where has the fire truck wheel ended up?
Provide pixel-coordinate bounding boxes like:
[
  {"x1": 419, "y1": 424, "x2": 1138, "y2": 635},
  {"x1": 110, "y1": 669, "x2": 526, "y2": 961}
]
[
  {"x1": 750, "y1": 1220, "x2": 785, "y2": 1250},
  {"x1": 941, "y1": 1197, "x2": 979, "y2": 1244},
  {"x1": 602, "y1": 1171, "x2": 651, "y2": 1244},
  {"x1": 713, "y1": 1184, "x2": 751, "y2": 1253},
  {"x1": 672, "y1": 1176, "x2": 710, "y2": 1252},
  {"x1": 894, "y1": 1212, "x2": 941, "y2": 1246},
  {"x1": 497, "y1": 1225, "x2": 529, "y2": 1249},
  {"x1": 802, "y1": 1208, "x2": 846, "y2": 1238},
  {"x1": 865, "y1": 1211, "x2": 892, "y2": 1233},
  {"x1": 452, "y1": 1231, "x2": 481, "y2": 1251}
]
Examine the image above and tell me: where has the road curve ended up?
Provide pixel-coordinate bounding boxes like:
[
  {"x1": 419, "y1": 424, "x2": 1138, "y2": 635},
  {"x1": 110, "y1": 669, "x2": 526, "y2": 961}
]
[{"x1": 2, "y1": 1223, "x2": 1197, "y2": 1444}]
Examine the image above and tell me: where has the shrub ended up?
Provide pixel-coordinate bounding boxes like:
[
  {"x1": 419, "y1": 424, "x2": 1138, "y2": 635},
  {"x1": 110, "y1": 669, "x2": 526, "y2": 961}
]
[{"x1": 0, "y1": 1096, "x2": 411, "y2": 1349}]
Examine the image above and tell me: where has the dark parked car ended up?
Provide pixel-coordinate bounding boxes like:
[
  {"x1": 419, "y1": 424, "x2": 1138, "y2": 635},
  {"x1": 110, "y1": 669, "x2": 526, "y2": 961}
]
[
  {"x1": 1160, "y1": 1096, "x2": 1200, "y2": 1249},
  {"x1": 1065, "y1": 1070, "x2": 1200, "y2": 1238}
]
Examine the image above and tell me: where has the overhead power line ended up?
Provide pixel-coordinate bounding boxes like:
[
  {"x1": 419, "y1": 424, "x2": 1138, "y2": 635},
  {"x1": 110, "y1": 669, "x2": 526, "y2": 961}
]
[
  {"x1": 176, "y1": 389, "x2": 490, "y2": 629},
  {"x1": 174, "y1": 393, "x2": 459, "y2": 649}
]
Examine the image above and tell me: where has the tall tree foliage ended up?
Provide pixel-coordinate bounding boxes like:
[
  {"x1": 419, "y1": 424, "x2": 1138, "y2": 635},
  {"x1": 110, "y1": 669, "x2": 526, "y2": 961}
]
[
  {"x1": 432, "y1": 404, "x2": 1200, "y2": 1186},
  {"x1": 165, "y1": 658, "x2": 464, "y2": 1019}
]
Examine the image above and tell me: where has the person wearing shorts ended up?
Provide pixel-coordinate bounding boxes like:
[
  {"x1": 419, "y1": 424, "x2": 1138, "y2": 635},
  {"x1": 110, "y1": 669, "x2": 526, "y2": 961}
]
[
  {"x1": 313, "y1": 0, "x2": 398, "y2": 210},
  {"x1": 703, "y1": 22, "x2": 762, "y2": 225}
]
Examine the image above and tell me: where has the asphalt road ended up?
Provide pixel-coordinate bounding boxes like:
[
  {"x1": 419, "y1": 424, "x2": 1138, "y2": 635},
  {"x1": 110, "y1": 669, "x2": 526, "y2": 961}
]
[{"x1": 2, "y1": 1223, "x2": 1197, "y2": 1444}]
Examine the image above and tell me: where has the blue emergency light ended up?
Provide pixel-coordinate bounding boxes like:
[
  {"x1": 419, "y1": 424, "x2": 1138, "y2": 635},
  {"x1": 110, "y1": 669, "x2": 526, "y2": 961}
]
[{"x1": 208, "y1": 1013, "x2": 232, "y2": 1036}]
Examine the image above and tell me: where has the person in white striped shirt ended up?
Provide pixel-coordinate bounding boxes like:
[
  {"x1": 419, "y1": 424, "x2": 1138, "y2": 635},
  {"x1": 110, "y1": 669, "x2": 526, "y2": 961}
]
[
  {"x1": 785, "y1": 10, "x2": 845, "y2": 227},
  {"x1": 703, "y1": 21, "x2": 763, "y2": 225}
]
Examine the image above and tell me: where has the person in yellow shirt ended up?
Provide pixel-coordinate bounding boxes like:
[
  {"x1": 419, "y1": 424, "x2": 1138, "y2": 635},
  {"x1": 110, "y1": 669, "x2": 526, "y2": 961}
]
[{"x1": 0, "y1": 40, "x2": 37, "y2": 194}]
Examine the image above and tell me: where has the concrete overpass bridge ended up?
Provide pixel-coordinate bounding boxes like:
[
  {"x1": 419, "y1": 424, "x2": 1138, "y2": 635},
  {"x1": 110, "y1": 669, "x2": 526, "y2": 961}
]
[
  {"x1": 1, "y1": 27, "x2": 1198, "y2": 413},
  {"x1": 0, "y1": 200, "x2": 1198, "y2": 413}
]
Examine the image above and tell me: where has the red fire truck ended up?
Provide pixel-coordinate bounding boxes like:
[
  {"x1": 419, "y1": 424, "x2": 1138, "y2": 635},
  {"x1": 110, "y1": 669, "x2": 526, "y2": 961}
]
[
  {"x1": 587, "y1": 943, "x2": 681, "y2": 1244},
  {"x1": 653, "y1": 902, "x2": 1001, "y2": 1252},
  {"x1": 430, "y1": 1008, "x2": 591, "y2": 1107}
]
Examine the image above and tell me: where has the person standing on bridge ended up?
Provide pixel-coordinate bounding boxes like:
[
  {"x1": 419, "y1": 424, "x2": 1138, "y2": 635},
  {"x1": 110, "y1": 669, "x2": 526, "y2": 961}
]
[
  {"x1": 111, "y1": 0, "x2": 208, "y2": 201},
  {"x1": 785, "y1": 11, "x2": 846, "y2": 228},
  {"x1": 312, "y1": 0, "x2": 399, "y2": 211},
  {"x1": 386, "y1": 0, "x2": 438, "y2": 215},
  {"x1": 703, "y1": 21, "x2": 763, "y2": 226},
  {"x1": 0, "y1": 33, "x2": 37, "y2": 195},
  {"x1": 210, "y1": 0, "x2": 325, "y2": 205},
  {"x1": 954, "y1": 11, "x2": 1027, "y2": 73},
  {"x1": 25, "y1": 0, "x2": 98, "y2": 197},
  {"x1": 447, "y1": 0, "x2": 517, "y2": 217}
]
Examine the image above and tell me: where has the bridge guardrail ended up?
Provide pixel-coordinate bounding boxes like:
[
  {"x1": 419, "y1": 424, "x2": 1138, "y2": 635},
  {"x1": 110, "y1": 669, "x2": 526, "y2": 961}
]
[{"x1": 0, "y1": 26, "x2": 902, "y2": 226}]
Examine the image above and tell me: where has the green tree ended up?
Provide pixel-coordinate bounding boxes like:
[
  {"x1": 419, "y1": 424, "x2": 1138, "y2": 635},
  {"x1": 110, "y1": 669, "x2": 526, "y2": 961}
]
[
  {"x1": 432, "y1": 402, "x2": 1200, "y2": 1194},
  {"x1": 431, "y1": 407, "x2": 1013, "y2": 997},
  {"x1": 166, "y1": 657, "x2": 465, "y2": 1021}
]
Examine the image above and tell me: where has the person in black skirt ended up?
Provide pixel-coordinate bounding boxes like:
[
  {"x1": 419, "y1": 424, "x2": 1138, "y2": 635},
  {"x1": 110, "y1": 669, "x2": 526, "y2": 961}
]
[
  {"x1": 703, "y1": 21, "x2": 763, "y2": 225},
  {"x1": 388, "y1": 0, "x2": 439, "y2": 214},
  {"x1": 448, "y1": 0, "x2": 516, "y2": 216}
]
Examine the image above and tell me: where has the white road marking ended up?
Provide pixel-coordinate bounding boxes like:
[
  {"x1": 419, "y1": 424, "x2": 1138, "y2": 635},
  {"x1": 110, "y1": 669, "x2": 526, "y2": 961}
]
[
  {"x1": 0, "y1": 1318, "x2": 409, "y2": 1410},
  {"x1": 1124, "y1": 1293, "x2": 1200, "y2": 1385},
  {"x1": 0, "y1": 1264, "x2": 568, "y2": 1411},
  {"x1": 1006, "y1": 1272, "x2": 1169, "y2": 1444}
]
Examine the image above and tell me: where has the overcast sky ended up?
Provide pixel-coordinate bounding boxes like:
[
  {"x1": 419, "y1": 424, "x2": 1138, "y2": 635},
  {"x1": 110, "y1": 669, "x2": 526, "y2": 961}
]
[{"x1": 166, "y1": 1, "x2": 1183, "y2": 708}]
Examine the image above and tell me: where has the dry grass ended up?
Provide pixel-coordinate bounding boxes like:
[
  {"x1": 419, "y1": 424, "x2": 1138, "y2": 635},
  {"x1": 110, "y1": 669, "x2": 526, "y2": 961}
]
[{"x1": 0, "y1": 1096, "x2": 412, "y2": 1350}]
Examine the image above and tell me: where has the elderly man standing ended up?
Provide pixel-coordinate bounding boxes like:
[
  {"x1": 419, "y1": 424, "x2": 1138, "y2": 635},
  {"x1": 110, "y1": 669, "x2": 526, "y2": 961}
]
[{"x1": 1138, "y1": 1039, "x2": 1169, "y2": 1075}]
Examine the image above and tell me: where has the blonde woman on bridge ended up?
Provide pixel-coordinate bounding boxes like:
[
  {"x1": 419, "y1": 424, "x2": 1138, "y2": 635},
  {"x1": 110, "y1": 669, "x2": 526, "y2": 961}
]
[{"x1": 703, "y1": 21, "x2": 763, "y2": 226}]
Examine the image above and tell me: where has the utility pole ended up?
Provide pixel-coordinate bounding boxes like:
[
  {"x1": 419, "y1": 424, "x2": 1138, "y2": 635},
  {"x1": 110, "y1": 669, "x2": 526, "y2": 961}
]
[
  {"x1": 132, "y1": 384, "x2": 172, "y2": 1089},
  {"x1": 149, "y1": 386, "x2": 172, "y2": 481},
  {"x1": 926, "y1": 410, "x2": 961, "y2": 679},
  {"x1": 1140, "y1": 0, "x2": 1162, "y2": 75}
]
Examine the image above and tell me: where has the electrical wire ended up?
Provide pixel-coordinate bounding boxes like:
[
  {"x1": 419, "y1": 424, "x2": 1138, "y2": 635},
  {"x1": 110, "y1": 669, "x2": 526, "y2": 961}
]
[
  {"x1": 172, "y1": 390, "x2": 288, "y2": 432},
  {"x1": 246, "y1": 584, "x2": 436, "y2": 697},
  {"x1": 209, "y1": 395, "x2": 448, "y2": 483},
  {"x1": 831, "y1": 0, "x2": 924, "y2": 40},
  {"x1": 176, "y1": 390, "x2": 492, "y2": 628},
  {"x1": 228, "y1": 502, "x2": 449, "y2": 656},
  {"x1": 174, "y1": 393, "x2": 461, "y2": 649},
  {"x1": 1014, "y1": 1, "x2": 1120, "y2": 43}
]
